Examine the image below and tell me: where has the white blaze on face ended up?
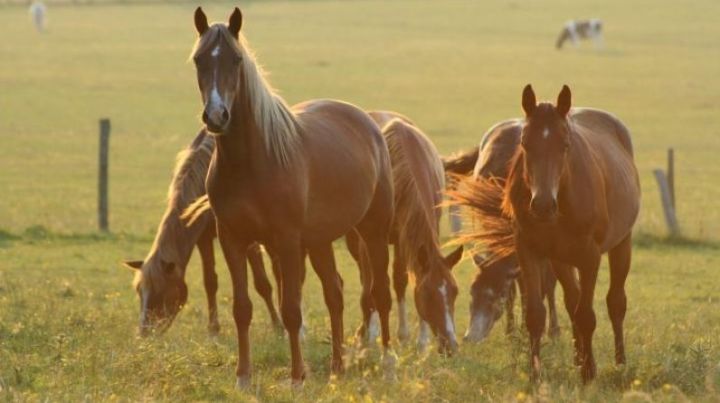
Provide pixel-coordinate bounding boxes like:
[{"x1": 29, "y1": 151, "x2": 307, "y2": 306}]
[
  {"x1": 542, "y1": 126, "x2": 550, "y2": 139},
  {"x1": 211, "y1": 45, "x2": 220, "y2": 58},
  {"x1": 438, "y1": 282, "x2": 457, "y2": 343},
  {"x1": 465, "y1": 312, "x2": 492, "y2": 342}
]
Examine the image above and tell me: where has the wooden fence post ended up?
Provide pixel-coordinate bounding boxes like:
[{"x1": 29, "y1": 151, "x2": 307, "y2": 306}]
[
  {"x1": 98, "y1": 118, "x2": 111, "y2": 232},
  {"x1": 667, "y1": 148, "x2": 675, "y2": 209},
  {"x1": 653, "y1": 168, "x2": 679, "y2": 237}
]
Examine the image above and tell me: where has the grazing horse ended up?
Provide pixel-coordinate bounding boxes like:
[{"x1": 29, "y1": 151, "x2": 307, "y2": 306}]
[
  {"x1": 556, "y1": 19, "x2": 603, "y2": 50},
  {"x1": 190, "y1": 8, "x2": 394, "y2": 387},
  {"x1": 123, "y1": 129, "x2": 281, "y2": 336},
  {"x1": 444, "y1": 127, "x2": 559, "y2": 343},
  {"x1": 348, "y1": 117, "x2": 463, "y2": 354},
  {"x1": 451, "y1": 85, "x2": 639, "y2": 382}
]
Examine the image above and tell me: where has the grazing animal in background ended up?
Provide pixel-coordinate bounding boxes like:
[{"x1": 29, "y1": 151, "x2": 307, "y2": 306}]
[
  {"x1": 347, "y1": 115, "x2": 463, "y2": 354},
  {"x1": 556, "y1": 19, "x2": 603, "y2": 49},
  {"x1": 29, "y1": 1, "x2": 47, "y2": 33},
  {"x1": 443, "y1": 127, "x2": 560, "y2": 343},
  {"x1": 451, "y1": 85, "x2": 639, "y2": 383},
  {"x1": 190, "y1": 7, "x2": 395, "y2": 387},
  {"x1": 123, "y1": 129, "x2": 282, "y2": 336}
]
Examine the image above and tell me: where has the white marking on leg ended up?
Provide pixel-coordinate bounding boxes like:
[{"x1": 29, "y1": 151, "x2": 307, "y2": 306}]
[
  {"x1": 367, "y1": 311, "x2": 380, "y2": 343},
  {"x1": 418, "y1": 320, "x2": 430, "y2": 351},
  {"x1": 397, "y1": 299, "x2": 409, "y2": 341}
]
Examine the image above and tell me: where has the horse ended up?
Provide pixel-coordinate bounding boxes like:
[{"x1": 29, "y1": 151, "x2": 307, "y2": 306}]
[
  {"x1": 556, "y1": 19, "x2": 603, "y2": 50},
  {"x1": 451, "y1": 85, "x2": 639, "y2": 383},
  {"x1": 29, "y1": 1, "x2": 46, "y2": 33},
  {"x1": 190, "y1": 8, "x2": 395, "y2": 387},
  {"x1": 123, "y1": 129, "x2": 282, "y2": 336},
  {"x1": 443, "y1": 127, "x2": 560, "y2": 343},
  {"x1": 347, "y1": 116, "x2": 463, "y2": 354}
]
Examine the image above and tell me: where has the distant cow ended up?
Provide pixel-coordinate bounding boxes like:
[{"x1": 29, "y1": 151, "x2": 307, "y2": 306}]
[
  {"x1": 29, "y1": 1, "x2": 47, "y2": 33},
  {"x1": 556, "y1": 19, "x2": 603, "y2": 49}
]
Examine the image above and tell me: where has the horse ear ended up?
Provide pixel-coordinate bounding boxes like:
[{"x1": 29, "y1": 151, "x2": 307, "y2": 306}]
[
  {"x1": 522, "y1": 84, "x2": 536, "y2": 117},
  {"x1": 228, "y1": 7, "x2": 243, "y2": 38},
  {"x1": 556, "y1": 85, "x2": 572, "y2": 117},
  {"x1": 471, "y1": 253, "x2": 486, "y2": 269},
  {"x1": 445, "y1": 246, "x2": 464, "y2": 270},
  {"x1": 123, "y1": 260, "x2": 143, "y2": 271},
  {"x1": 194, "y1": 7, "x2": 209, "y2": 36}
]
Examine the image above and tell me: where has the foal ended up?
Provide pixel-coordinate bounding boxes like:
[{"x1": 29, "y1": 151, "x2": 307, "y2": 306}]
[{"x1": 124, "y1": 129, "x2": 281, "y2": 336}]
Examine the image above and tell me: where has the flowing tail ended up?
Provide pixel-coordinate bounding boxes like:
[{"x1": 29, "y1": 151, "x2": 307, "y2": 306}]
[
  {"x1": 181, "y1": 194, "x2": 212, "y2": 227},
  {"x1": 445, "y1": 175, "x2": 516, "y2": 263}
]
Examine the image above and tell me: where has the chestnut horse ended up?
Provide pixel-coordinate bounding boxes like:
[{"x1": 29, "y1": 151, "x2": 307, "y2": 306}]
[
  {"x1": 123, "y1": 129, "x2": 281, "y2": 336},
  {"x1": 444, "y1": 128, "x2": 559, "y2": 343},
  {"x1": 190, "y1": 8, "x2": 394, "y2": 387},
  {"x1": 452, "y1": 85, "x2": 639, "y2": 382},
  {"x1": 348, "y1": 116, "x2": 463, "y2": 354}
]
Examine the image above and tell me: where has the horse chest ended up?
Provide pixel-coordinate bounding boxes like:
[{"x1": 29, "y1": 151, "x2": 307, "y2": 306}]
[{"x1": 520, "y1": 219, "x2": 594, "y2": 264}]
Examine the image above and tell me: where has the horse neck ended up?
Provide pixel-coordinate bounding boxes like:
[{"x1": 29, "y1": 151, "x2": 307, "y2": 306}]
[
  {"x1": 150, "y1": 208, "x2": 210, "y2": 273},
  {"x1": 214, "y1": 73, "x2": 290, "y2": 175}
]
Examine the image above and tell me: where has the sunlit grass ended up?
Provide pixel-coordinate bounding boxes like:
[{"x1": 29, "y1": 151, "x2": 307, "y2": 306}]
[{"x1": 1, "y1": 0, "x2": 719, "y2": 400}]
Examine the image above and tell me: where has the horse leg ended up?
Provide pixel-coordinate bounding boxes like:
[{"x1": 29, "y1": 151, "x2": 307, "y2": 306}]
[
  {"x1": 551, "y1": 262, "x2": 581, "y2": 364},
  {"x1": 575, "y1": 250, "x2": 601, "y2": 383},
  {"x1": 517, "y1": 246, "x2": 548, "y2": 383},
  {"x1": 275, "y1": 232, "x2": 306, "y2": 386},
  {"x1": 505, "y1": 278, "x2": 517, "y2": 335},
  {"x1": 545, "y1": 265, "x2": 560, "y2": 339},
  {"x1": 308, "y1": 242, "x2": 345, "y2": 375},
  {"x1": 346, "y1": 230, "x2": 375, "y2": 344},
  {"x1": 392, "y1": 244, "x2": 410, "y2": 343},
  {"x1": 247, "y1": 243, "x2": 283, "y2": 332},
  {"x1": 197, "y1": 226, "x2": 220, "y2": 336},
  {"x1": 607, "y1": 234, "x2": 632, "y2": 365},
  {"x1": 216, "y1": 225, "x2": 252, "y2": 388}
]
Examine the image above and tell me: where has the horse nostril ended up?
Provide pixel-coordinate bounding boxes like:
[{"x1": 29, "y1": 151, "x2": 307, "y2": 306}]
[
  {"x1": 221, "y1": 109, "x2": 229, "y2": 123},
  {"x1": 202, "y1": 110, "x2": 209, "y2": 124}
]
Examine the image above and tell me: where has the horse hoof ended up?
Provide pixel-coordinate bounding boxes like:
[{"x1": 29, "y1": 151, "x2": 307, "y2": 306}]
[
  {"x1": 581, "y1": 361, "x2": 597, "y2": 383},
  {"x1": 331, "y1": 358, "x2": 345, "y2": 375},
  {"x1": 236, "y1": 375, "x2": 251, "y2": 390},
  {"x1": 382, "y1": 349, "x2": 398, "y2": 382},
  {"x1": 397, "y1": 328, "x2": 410, "y2": 343},
  {"x1": 291, "y1": 378, "x2": 304, "y2": 391},
  {"x1": 530, "y1": 356, "x2": 542, "y2": 383},
  {"x1": 208, "y1": 322, "x2": 220, "y2": 337}
]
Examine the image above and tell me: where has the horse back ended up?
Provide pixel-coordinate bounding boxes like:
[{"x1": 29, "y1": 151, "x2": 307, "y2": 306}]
[
  {"x1": 291, "y1": 99, "x2": 393, "y2": 242},
  {"x1": 475, "y1": 119, "x2": 522, "y2": 180},
  {"x1": 570, "y1": 108, "x2": 640, "y2": 251}
]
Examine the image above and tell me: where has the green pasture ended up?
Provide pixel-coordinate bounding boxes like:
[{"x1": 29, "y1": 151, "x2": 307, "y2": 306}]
[{"x1": 1, "y1": 0, "x2": 719, "y2": 401}]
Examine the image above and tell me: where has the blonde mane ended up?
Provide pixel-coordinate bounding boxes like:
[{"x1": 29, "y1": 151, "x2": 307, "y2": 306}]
[
  {"x1": 190, "y1": 24, "x2": 300, "y2": 166},
  {"x1": 383, "y1": 119, "x2": 446, "y2": 274},
  {"x1": 134, "y1": 131, "x2": 216, "y2": 289}
]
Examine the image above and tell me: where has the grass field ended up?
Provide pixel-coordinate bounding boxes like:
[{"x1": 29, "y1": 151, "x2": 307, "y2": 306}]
[{"x1": 1, "y1": 0, "x2": 719, "y2": 401}]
